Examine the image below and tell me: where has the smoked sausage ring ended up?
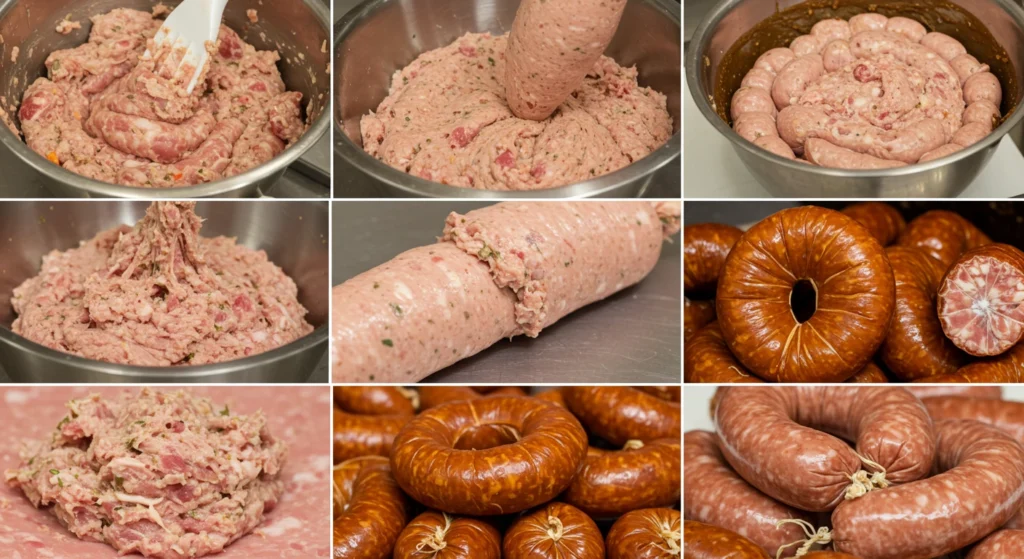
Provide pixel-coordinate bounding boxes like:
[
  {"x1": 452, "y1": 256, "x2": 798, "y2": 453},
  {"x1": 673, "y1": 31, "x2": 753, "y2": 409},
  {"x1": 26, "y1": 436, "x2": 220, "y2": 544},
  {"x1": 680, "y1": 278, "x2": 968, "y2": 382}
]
[
  {"x1": 634, "y1": 386, "x2": 681, "y2": 403},
  {"x1": 333, "y1": 456, "x2": 409, "y2": 559},
  {"x1": 334, "y1": 386, "x2": 418, "y2": 416},
  {"x1": 684, "y1": 223, "x2": 744, "y2": 296},
  {"x1": 918, "y1": 343, "x2": 1024, "y2": 383},
  {"x1": 845, "y1": 362, "x2": 888, "y2": 383},
  {"x1": 503, "y1": 502, "x2": 605, "y2": 559},
  {"x1": 716, "y1": 206, "x2": 896, "y2": 382},
  {"x1": 684, "y1": 322, "x2": 760, "y2": 383},
  {"x1": 393, "y1": 511, "x2": 501, "y2": 559},
  {"x1": 841, "y1": 202, "x2": 905, "y2": 247},
  {"x1": 563, "y1": 387, "x2": 680, "y2": 445},
  {"x1": 897, "y1": 210, "x2": 992, "y2": 269},
  {"x1": 713, "y1": 386, "x2": 936, "y2": 512},
  {"x1": 609, "y1": 509, "x2": 682, "y2": 559},
  {"x1": 418, "y1": 386, "x2": 527, "y2": 410},
  {"x1": 389, "y1": 396, "x2": 588, "y2": 515},
  {"x1": 333, "y1": 407, "x2": 411, "y2": 464},
  {"x1": 563, "y1": 438, "x2": 680, "y2": 518},
  {"x1": 906, "y1": 386, "x2": 1002, "y2": 399},
  {"x1": 684, "y1": 298, "x2": 716, "y2": 341}
]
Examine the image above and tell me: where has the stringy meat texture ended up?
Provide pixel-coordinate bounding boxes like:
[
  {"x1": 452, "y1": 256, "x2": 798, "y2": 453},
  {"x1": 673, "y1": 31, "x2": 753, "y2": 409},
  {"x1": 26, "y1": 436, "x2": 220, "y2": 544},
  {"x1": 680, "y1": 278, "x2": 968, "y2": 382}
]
[
  {"x1": 17, "y1": 8, "x2": 307, "y2": 187},
  {"x1": 3, "y1": 389, "x2": 287, "y2": 559},
  {"x1": 360, "y1": 33, "x2": 672, "y2": 190},
  {"x1": 11, "y1": 202, "x2": 313, "y2": 366}
]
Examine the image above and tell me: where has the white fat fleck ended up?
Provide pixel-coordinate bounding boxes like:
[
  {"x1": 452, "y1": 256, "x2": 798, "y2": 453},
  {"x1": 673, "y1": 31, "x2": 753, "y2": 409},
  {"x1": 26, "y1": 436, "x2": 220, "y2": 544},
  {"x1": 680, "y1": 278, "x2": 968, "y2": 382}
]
[
  {"x1": 114, "y1": 493, "x2": 164, "y2": 507},
  {"x1": 259, "y1": 516, "x2": 302, "y2": 537},
  {"x1": 393, "y1": 282, "x2": 413, "y2": 300},
  {"x1": 596, "y1": 280, "x2": 606, "y2": 294},
  {"x1": 291, "y1": 471, "x2": 317, "y2": 484},
  {"x1": 3, "y1": 390, "x2": 31, "y2": 405},
  {"x1": 108, "y1": 457, "x2": 147, "y2": 470}
]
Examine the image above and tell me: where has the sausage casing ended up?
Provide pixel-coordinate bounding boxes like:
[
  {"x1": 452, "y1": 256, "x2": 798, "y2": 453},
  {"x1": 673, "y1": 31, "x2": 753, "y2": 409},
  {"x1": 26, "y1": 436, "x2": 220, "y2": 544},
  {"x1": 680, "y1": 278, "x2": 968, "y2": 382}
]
[
  {"x1": 503, "y1": 502, "x2": 605, "y2": 559},
  {"x1": 905, "y1": 386, "x2": 1002, "y2": 399},
  {"x1": 845, "y1": 362, "x2": 888, "y2": 383},
  {"x1": 684, "y1": 223, "x2": 744, "y2": 296},
  {"x1": 334, "y1": 386, "x2": 417, "y2": 416},
  {"x1": 333, "y1": 408, "x2": 410, "y2": 464},
  {"x1": 685, "y1": 298, "x2": 717, "y2": 340},
  {"x1": 967, "y1": 530, "x2": 1024, "y2": 559},
  {"x1": 393, "y1": 511, "x2": 501, "y2": 559},
  {"x1": 897, "y1": 210, "x2": 992, "y2": 269},
  {"x1": 841, "y1": 202, "x2": 905, "y2": 246},
  {"x1": 684, "y1": 322, "x2": 760, "y2": 383},
  {"x1": 564, "y1": 386, "x2": 681, "y2": 445},
  {"x1": 681, "y1": 519, "x2": 766, "y2": 559},
  {"x1": 563, "y1": 438, "x2": 680, "y2": 518},
  {"x1": 922, "y1": 396, "x2": 1024, "y2": 444},
  {"x1": 921, "y1": 343, "x2": 1024, "y2": 382},
  {"x1": 333, "y1": 457, "x2": 409, "y2": 559}
]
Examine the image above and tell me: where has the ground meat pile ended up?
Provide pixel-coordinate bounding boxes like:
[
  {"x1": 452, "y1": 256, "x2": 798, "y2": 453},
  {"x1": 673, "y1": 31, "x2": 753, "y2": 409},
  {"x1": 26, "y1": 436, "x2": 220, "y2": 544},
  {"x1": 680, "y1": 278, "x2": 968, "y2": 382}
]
[
  {"x1": 11, "y1": 202, "x2": 313, "y2": 366},
  {"x1": 4, "y1": 389, "x2": 287, "y2": 559},
  {"x1": 360, "y1": 33, "x2": 672, "y2": 190},
  {"x1": 17, "y1": 8, "x2": 307, "y2": 187},
  {"x1": 731, "y1": 14, "x2": 1004, "y2": 169}
]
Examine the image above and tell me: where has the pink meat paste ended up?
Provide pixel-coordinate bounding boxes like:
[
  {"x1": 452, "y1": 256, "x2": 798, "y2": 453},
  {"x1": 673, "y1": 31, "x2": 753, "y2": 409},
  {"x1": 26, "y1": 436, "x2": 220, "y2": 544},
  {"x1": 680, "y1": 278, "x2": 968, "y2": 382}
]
[
  {"x1": 11, "y1": 202, "x2": 313, "y2": 366},
  {"x1": 4, "y1": 389, "x2": 287, "y2": 559},
  {"x1": 17, "y1": 8, "x2": 308, "y2": 187},
  {"x1": 731, "y1": 14, "x2": 1005, "y2": 169},
  {"x1": 360, "y1": 33, "x2": 673, "y2": 190}
]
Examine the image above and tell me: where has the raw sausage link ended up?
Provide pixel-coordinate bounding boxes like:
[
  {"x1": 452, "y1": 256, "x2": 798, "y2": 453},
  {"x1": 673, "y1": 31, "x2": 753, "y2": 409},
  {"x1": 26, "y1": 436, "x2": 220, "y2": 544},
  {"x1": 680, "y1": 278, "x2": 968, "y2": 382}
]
[
  {"x1": 937, "y1": 244, "x2": 1024, "y2": 357},
  {"x1": 333, "y1": 457, "x2": 409, "y2": 559},
  {"x1": 685, "y1": 298, "x2": 717, "y2": 341},
  {"x1": 713, "y1": 386, "x2": 936, "y2": 511},
  {"x1": 716, "y1": 206, "x2": 896, "y2": 382},
  {"x1": 684, "y1": 430, "x2": 813, "y2": 557},
  {"x1": 922, "y1": 396, "x2": 1024, "y2": 444},
  {"x1": 897, "y1": 210, "x2": 992, "y2": 269},
  {"x1": 390, "y1": 397, "x2": 588, "y2": 515},
  {"x1": 967, "y1": 530, "x2": 1024, "y2": 559},
  {"x1": 684, "y1": 223, "x2": 744, "y2": 295},
  {"x1": 564, "y1": 387, "x2": 681, "y2": 445},
  {"x1": 919, "y1": 343, "x2": 1024, "y2": 382},
  {"x1": 832, "y1": 420, "x2": 1024, "y2": 559},
  {"x1": 879, "y1": 246, "x2": 967, "y2": 380},
  {"x1": 684, "y1": 322, "x2": 761, "y2": 383},
  {"x1": 418, "y1": 386, "x2": 527, "y2": 410},
  {"x1": 333, "y1": 408, "x2": 410, "y2": 464},
  {"x1": 503, "y1": 502, "x2": 605, "y2": 559},
  {"x1": 563, "y1": 438, "x2": 680, "y2": 518},
  {"x1": 334, "y1": 386, "x2": 417, "y2": 416},
  {"x1": 681, "y1": 520, "x2": 766, "y2": 559},
  {"x1": 393, "y1": 511, "x2": 501, "y2": 559},
  {"x1": 906, "y1": 386, "x2": 1002, "y2": 399},
  {"x1": 841, "y1": 202, "x2": 905, "y2": 247},
  {"x1": 845, "y1": 362, "x2": 888, "y2": 383},
  {"x1": 804, "y1": 138, "x2": 908, "y2": 169}
]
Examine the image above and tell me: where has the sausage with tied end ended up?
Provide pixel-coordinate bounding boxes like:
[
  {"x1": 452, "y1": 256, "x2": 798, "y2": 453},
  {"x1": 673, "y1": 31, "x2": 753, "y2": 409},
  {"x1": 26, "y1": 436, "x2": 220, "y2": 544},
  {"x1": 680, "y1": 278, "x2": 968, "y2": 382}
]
[
  {"x1": 684, "y1": 322, "x2": 760, "y2": 384},
  {"x1": 333, "y1": 386, "x2": 418, "y2": 416},
  {"x1": 564, "y1": 386, "x2": 681, "y2": 445},
  {"x1": 503, "y1": 502, "x2": 605, "y2": 559},
  {"x1": 841, "y1": 203, "x2": 905, "y2": 247},
  {"x1": 390, "y1": 396, "x2": 588, "y2": 515},
  {"x1": 897, "y1": 210, "x2": 992, "y2": 269},
  {"x1": 333, "y1": 457, "x2": 409, "y2": 559},
  {"x1": 393, "y1": 511, "x2": 501, "y2": 559},
  {"x1": 879, "y1": 246, "x2": 967, "y2": 380},
  {"x1": 937, "y1": 244, "x2": 1024, "y2": 357},
  {"x1": 968, "y1": 530, "x2": 1024, "y2": 558},
  {"x1": 832, "y1": 419, "x2": 1024, "y2": 559},
  {"x1": 681, "y1": 520, "x2": 766, "y2": 559},
  {"x1": 713, "y1": 386, "x2": 936, "y2": 511},
  {"x1": 716, "y1": 206, "x2": 896, "y2": 382},
  {"x1": 563, "y1": 438, "x2": 680, "y2": 518},
  {"x1": 684, "y1": 430, "x2": 813, "y2": 557},
  {"x1": 922, "y1": 396, "x2": 1024, "y2": 444},
  {"x1": 684, "y1": 223, "x2": 744, "y2": 297}
]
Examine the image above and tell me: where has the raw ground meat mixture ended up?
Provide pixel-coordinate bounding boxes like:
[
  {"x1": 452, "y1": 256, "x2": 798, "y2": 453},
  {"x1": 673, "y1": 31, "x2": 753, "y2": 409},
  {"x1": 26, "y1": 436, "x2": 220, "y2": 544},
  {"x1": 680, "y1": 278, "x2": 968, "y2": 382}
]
[
  {"x1": 16, "y1": 8, "x2": 308, "y2": 187},
  {"x1": 11, "y1": 202, "x2": 313, "y2": 366},
  {"x1": 360, "y1": 33, "x2": 673, "y2": 190},
  {"x1": 4, "y1": 389, "x2": 288, "y2": 559}
]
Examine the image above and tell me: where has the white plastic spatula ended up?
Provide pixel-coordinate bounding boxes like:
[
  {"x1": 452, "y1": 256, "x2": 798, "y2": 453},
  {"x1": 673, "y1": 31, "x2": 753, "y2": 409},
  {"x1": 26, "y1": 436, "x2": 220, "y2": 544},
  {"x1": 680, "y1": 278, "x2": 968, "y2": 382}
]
[{"x1": 143, "y1": 0, "x2": 230, "y2": 94}]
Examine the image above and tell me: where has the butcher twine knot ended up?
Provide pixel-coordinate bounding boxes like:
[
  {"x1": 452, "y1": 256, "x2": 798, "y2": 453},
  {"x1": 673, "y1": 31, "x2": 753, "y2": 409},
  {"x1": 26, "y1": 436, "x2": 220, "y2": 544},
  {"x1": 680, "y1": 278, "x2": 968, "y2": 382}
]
[
  {"x1": 623, "y1": 440, "x2": 645, "y2": 451},
  {"x1": 775, "y1": 519, "x2": 832, "y2": 559},
  {"x1": 416, "y1": 513, "x2": 453, "y2": 554},
  {"x1": 655, "y1": 522, "x2": 681, "y2": 556},
  {"x1": 397, "y1": 387, "x2": 421, "y2": 411},
  {"x1": 546, "y1": 515, "x2": 565, "y2": 542},
  {"x1": 844, "y1": 452, "x2": 890, "y2": 500}
]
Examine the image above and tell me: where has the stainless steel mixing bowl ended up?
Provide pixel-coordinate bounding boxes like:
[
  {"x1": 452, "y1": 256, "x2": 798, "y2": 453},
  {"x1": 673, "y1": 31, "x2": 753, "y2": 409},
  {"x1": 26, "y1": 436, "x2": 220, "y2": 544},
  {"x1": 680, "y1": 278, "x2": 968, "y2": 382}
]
[
  {"x1": 0, "y1": 0, "x2": 331, "y2": 198},
  {"x1": 686, "y1": 0, "x2": 1024, "y2": 198},
  {"x1": 0, "y1": 202, "x2": 329, "y2": 382},
  {"x1": 333, "y1": 0, "x2": 681, "y2": 198}
]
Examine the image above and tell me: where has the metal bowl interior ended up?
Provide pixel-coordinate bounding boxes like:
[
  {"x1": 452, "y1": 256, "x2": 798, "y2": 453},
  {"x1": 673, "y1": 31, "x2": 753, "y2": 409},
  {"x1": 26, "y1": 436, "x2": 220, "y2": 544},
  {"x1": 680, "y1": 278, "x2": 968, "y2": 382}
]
[
  {"x1": 0, "y1": 0, "x2": 331, "y2": 198},
  {"x1": 685, "y1": 0, "x2": 1024, "y2": 198},
  {"x1": 0, "y1": 201, "x2": 330, "y2": 382},
  {"x1": 333, "y1": 0, "x2": 681, "y2": 198}
]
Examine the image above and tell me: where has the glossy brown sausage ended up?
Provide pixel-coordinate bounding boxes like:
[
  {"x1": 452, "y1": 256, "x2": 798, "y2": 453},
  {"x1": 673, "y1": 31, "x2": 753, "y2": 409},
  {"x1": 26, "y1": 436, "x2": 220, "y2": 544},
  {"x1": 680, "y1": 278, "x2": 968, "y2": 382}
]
[
  {"x1": 832, "y1": 420, "x2": 1024, "y2": 559},
  {"x1": 684, "y1": 430, "x2": 813, "y2": 557},
  {"x1": 684, "y1": 223, "x2": 744, "y2": 296},
  {"x1": 922, "y1": 396, "x2": 1024, "y2": 444},
  {"x1": 685, "y1": 298, "x2": 717, "y2": 340},
  {"x1": 968, "y1": 530, "x2": 1024, "y2": 559},
  {"x1": 418, "y1": 386, "x2": 527, "y2": 410},
  {"x1": 879, "y1": 246, "x2": 967, "y2": 380},
  {"x1": 716, "y1": 206, "x2": 896, "y2": 382},
  {"x1": 563, "y1": 438, "x2": 680, "y2": 518},
  {"x1": 680, "y1": 519, "x2": 763, "y2": 559},
  {"x1": 918, "y1": 343, "x2": 1024, "y2": 382},
  {"x1": 684, "y1": 322, "x2": 761, "y2": 383},
  {"x1": 390, "y1": 397, "x2": 588, "y2": 515},
  {"x1": 937, "y1": 244, "x2": 1024, "y2": 356},
  {"x1": 534, "y1": 388, "x2": 567, "y2": 408},
  {"x1": 841, "y1": 202, "x2": 905, "y2": 247},
  {"x1": 564, "y1": 387, "x2": 681, "y2": 445},
  {"x1": 333, "y1": 457, "x2": 409, "y2": 559},
  {"x1": 845, "y1": 362, "x2": 888, "y2": 383},
  {"x1": 334, "y1": 386, "x2": 418, "y2": 416},
  {"x1": 905, "y1": 386, "x2": 1002, "y2": 399},
  {"x1": 333, "y1": 408, "x2": 410, "y2": 464},
  {"x1": 713, "y1": 387, "x2": 936, "y2": 511},
  {"x1": 393, "y1": 511, "x2": 501, "y2": 559},
  {"x1": 634, "y1": 386, "x2": 682, "y2": 403},
  {"x1": 897, "y1": 210, "x2": 992, "y2": 269},
  {"x1": 503, "y1": 502, "x2": 605, "y2": 559}
]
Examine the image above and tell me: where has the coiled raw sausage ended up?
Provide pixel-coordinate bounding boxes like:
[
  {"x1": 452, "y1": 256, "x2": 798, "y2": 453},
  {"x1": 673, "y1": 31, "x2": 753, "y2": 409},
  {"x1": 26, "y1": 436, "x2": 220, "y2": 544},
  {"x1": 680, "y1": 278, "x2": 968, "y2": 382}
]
[
  {"x1": 906, "y1": 386, "x2": 1002, "y2": 399},
  {"x1": 564, "y1": 387, "x2": 681, "y2": 445},
  {"x1": 803, "y1": 138, "x2": 908, "y2": 169},
  {"x1": 879, "y1": 246, "x2": 967, "y2": 380},
  {"x1": 684, "y1": 223, "x2": 744, "y2": 296},
  {"x1": 334, "y1": 386, "x2": 417, "y2": 416},
  {"x1": 333, "y1": 408, "x2": 410, "y2": 464},
  {"x1": 390, "y1": 397, "x2": 588, "y2": 515},
  {"x1": 716, "y1": 206, "x2": 896, "y2": 382},
  {"x1": 922, "y1": 396, "x2": 1024, "y2": 444},
  {"x1": 967, "y1": 530, "x2": 1024, "y2": 558},
  {"x1": 684, "y1": 322, "x2": 760, "y2": 383},
  {"x1": 713, "y1": 386, "x2": 936, "y2": 511},
  {"x1": 841, "y1": 203, "x2": 905, "y2": 247},
  {"x1": 832, "y1": 419, "x2": 1024, "y2": 559},
  {"x1": 563, "y1": 438, "x2": 680, "y2": 518},
  {"x1": 937, "y1": 244, "x2": 1024, "y2": 357},
  {"x1": 897, "y1": 210, "x2": 992, "y2": 269},
  {"x1": 393, "y1": 511, "x2": 501, "y2": 559},
  {"x1": 503, "y1": 502, "x2": 605, "y2": 559},
  {"x1": 684, "y1": 430, "x2": 812, "y2": 557},
  {"x1": 333, "y1": 457, "x2": 409, "y2": 559},
  {"x1": 681, "y1": 520, "x2": 765, "y2": 559}
]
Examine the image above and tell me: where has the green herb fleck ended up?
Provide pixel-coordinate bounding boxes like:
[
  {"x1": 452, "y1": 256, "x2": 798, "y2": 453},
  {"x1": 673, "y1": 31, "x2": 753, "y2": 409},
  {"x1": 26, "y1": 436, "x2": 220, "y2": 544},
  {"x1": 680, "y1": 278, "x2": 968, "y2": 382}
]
[
  {"x1": 220, "y1": 405, "x2": 230, "y2": 416},
  {"x1": 381, "y1": 338, "x2": 394, "y2": 347},
  {"x1": 389, "y1": 303, "x2": 403, "y2": 317},
  {"x1": 49, "y1": 469, "x2": 59, "y2": 475},
  {"x1": 487, "y1": 57, "x2": 495, "y2": 66}
]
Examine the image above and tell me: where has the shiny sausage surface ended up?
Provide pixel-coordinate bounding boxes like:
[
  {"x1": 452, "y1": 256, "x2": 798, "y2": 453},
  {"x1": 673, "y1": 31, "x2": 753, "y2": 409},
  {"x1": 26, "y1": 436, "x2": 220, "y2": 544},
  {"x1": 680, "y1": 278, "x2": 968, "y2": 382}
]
[
  {"x1": 684, "y1": 223, "x2": 744, "y2": 296},
  {"x1": 897, "y1": 210, "x2": 992, "y2": 269},
  {"x1": 922, "y1": 343, "x2": 1024, "y2": 382},
  {"x1": 333, "y1": 407, "x2": 410, "y2": 464},
  {"x1": 503, "y1": 502, "x2": 605, "y2": 559},
  {"x1": 967, "y1": 530, "x2": 1024, "y2": 559},
  {"x1": 841, "y1": 202, "x2": 905, "y2": 247},
  {"x1": 564, "y1": 438, "x2": 680, "y2": 518},
  {"x1": 564, "y1": 387, "x2": 681, "y2": 445},
  {"x1": 394, "y1": 511, "x2": 501, "y2": 559},
  {"x1": 334, "y1": 386, "x2": 417, "y2": 416},
  {"x1": 334, "y1": 457, "x2": 409, "y2": 559},
  {"x1": 681, "y1": 520, "x2": 766, "y2": 559},
  {"x1": 922, "y1": 396, "x2": 1024, "y2": 444},
  {"x1": 684, "y1": 322, "x2": 761, "y2": 383}
]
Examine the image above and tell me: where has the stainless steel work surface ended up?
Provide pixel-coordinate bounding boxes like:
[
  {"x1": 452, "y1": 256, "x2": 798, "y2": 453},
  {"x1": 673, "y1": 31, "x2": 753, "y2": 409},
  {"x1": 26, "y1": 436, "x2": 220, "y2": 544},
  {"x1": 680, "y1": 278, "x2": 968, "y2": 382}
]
[{"x1": 332, "y1": 201, "x2": 682, "y2": 383}]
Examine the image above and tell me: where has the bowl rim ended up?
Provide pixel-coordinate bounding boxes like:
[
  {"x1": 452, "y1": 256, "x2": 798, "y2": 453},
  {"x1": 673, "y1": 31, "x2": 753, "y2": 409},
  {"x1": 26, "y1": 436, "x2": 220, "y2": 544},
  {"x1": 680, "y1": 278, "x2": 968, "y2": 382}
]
[
  {"x1": 332, "y1": 0, "x2": 682, "y2": 198},
  {"x1": 684, "y1": 0, "x2": 1024, "y2": 180},
  {"x1": 0, "y1": 0, "x2": 332, "y2": 198}
]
